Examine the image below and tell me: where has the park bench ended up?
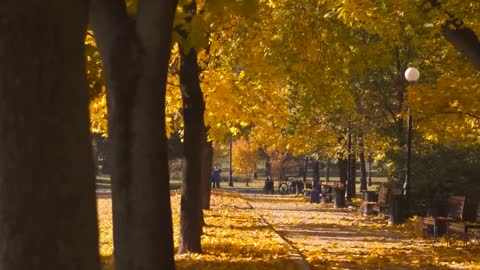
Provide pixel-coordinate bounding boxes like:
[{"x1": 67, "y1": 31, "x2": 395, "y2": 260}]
[
  {"x1": 447, "y1": 201, "x2": 480, "y2": 247},
  {"x1": 288, "y1": 178, "x2": 304, "y2": 194},
  {"x1": 422, "y1": 195, "x2": 465, "y2": 239},
  {"x1": 361, "y1": 187, "x2": 389, "y2": 216}
]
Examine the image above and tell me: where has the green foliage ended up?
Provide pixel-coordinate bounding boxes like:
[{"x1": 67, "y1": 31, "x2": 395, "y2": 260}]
[{"x1": 410, "y1": 143, "x2": 480, "y2": 215}]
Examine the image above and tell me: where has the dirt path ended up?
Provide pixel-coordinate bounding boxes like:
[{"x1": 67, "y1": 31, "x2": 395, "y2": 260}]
[{"x1": 241, "y1": 194, "x2": 475, "y2": 270}]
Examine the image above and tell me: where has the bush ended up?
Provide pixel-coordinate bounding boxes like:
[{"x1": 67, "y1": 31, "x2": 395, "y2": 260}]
[{"x1": 410, "y1": 143, "x2": 480, "y2": 217}]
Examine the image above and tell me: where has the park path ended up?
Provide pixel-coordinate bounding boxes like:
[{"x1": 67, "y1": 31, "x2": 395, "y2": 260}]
[{"x1": 240, "y1": 194, "x2": 467, "y2": 270}]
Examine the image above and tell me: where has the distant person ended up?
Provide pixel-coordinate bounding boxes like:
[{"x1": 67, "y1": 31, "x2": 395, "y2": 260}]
[
  {"x1": 212, "y1": 166, "x2": 222, "y2": 188},
  {"x1": 264, "y1": 176, "x2": 274, "y2": 194}
]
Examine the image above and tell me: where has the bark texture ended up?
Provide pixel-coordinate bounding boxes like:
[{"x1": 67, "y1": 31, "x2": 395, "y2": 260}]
[
  {"x1": 441, "y1": 20, "x2": 480, "y2": 70},
  {"x1": 337, "y1": 157, "x2": 348, "y2": 207},
  {"x1": 178, "y1": 4, "x2": 206, "y2": 251},
  {"x1": 0, "y1": 1, "x2": 100, "y2": 269},
  {"x1": 202, "y1": 140, "x2": 214, "y2": 210},
  {"x1": 348, "y1": 152, "x2": 357, "y2": 198},
  {"x1": 302, "y1": 157, "x2": 308, "y2": 182},
  {"x1": 312, "y1": 159, "x2": 320, "y2": 184},
  {"x1": 359, "y1": 136, "x2": 368, "y2": 192},
  {"x1": 90, "y1": 0, "x2": 178, "y2": 269},
  {"x1": 338, "y1": 159, "x2": 347, "y2": 186},
  {"x1": 325, "y1": 159, "x2": 330, "y2": 182},
  {"x1": 425, "y1": 0, "x2": 480, "y2": 69}
]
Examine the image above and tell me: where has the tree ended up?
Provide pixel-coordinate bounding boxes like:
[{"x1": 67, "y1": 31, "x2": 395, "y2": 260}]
[
  {"x1": 90, "y1": 0, "x2": 178, "y2": 269},
  {"x1": 167, "y1": 0, "x2": 263, "y2": 252},
  {"x1": 232, "y1": 139, "x2": 258, "y2": 178},
  {"x1": 0, "y1": 1, "x2": 100, "y2": 269},
  {"x1": 177, "y1": 0, "x2": 207, "y2": 254}
]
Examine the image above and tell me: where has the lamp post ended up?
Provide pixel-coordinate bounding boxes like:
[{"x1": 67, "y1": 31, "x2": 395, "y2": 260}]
[
  {"x1": 228, "y1": 140, "x2": 234, "y2": 187},
  {"x1": 403, "y1": 67, "x2": 420, "y2": 204}
]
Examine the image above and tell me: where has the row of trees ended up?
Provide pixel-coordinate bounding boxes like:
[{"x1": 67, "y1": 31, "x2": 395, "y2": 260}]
[{"x1": 215, "y1": 0, "x2": 480, "y2": 207}]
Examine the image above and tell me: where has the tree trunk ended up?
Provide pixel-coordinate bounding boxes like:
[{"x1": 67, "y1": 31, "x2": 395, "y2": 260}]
[
  {"x1": 338, "y1": 158, "x2": 348, "y2": 185},
  {"x1": 0, "y1": 2, "x2": 100, "y2": 269},
  {"x1": 368, "y1": 154, "x2": 373, "y2": 186},
  {"x1": 178, "y1": 1, "x2": 206, "y2": 254},
  {"x1": 359, "y1": 135, "x2": 367, "y2": 192},
  {"x1": 266, "y1": 156, "x2": 272, "y2": 177},
  {"x1": 313, "y1": 159, "x2": 320, "y2": 185},
  {"x1": 303, "y1": 156, "x2": 308, "y2": 182},
  {"x1": 90, "y1": 0, "x2": 178, "y2": 269},
  {"x1": 349, "y1": 151, "x2": 357, "y2": 199},
  {"x1": 201, "y1": 140, "x2": 214, "y2": 210},
  {"x1": 280, "y1": 155, "x2": 286, "y2": 181},
  {"x1": 345, "y1": 123, "x2": 354, "y2": 200},
  {"x1": 337, "y1": 157, "x2": 347, "y2": 208},
  {"x1": 325, "y1": 159, "x2": 330, "y2": 182}
]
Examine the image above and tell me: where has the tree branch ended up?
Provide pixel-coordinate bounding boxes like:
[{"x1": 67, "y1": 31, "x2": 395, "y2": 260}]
[
  {"x1": 427, "y1": 0, "x2": 480, "y2": 69},
  {"x1": 441, "y1": 19, "x2": 480, "y2": 69}
]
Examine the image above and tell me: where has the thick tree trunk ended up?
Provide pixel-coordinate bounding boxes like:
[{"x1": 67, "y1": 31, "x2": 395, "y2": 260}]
[
  {"x1": 131, "y1": 1, "x2": 177, "y2": 267},
  {"x1": 90, "y1": 0, "x2": 178, "y2": 269},
  {"x1": 359, "y1": 135, "x2": 367, "y2": 192},
  {"x1": 90, "y1": 2, "x2": 139, "y2": 268},
  {"x1": 0, "y1": 2, "x2": 100, "y2": 269},
  {"x1": 201, "y1": 140, "x2": 214, "y2": 210},
  {"x1": 338, "y1": 158, "x2": 348, "y2": 185},
  {"x1": 178, "y1": 48, "x2": 205, "y2": 253},
  {"x1": 178, "y1": 2, "x2": 206, "y2": 253}
]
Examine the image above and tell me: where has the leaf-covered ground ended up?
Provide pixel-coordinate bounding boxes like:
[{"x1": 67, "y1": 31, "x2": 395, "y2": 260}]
[
  {"x1": 97, "y1": 189, "x2": 480, "y2": 270},
  {"x1": 244, "y1": 194, "x2": 480, "y2": 270}
]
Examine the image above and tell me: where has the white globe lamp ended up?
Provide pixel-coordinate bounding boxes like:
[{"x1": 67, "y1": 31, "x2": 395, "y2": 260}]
[{"x1": 405, "y1": 67, "x2": 420, "y2": 82}]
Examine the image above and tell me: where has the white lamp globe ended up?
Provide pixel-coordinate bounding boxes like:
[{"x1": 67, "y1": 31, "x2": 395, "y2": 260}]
[{"x1": 405, "y1": 67, "x2": 420, "y2": 82}]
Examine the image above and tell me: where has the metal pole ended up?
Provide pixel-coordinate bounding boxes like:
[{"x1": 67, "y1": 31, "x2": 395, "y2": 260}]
[
  {"x1": 345, "y1": 118, "x2": 352, "y2": 200},
  {"x1": 368, "y1": 154, "x2": 372, "y2": 186},
  {"x1": 229, "y1": 140, "x2": 233, "y2": 187},
  {"x1": 403, "y1": 107, "x2": 413, "y2": 202}
]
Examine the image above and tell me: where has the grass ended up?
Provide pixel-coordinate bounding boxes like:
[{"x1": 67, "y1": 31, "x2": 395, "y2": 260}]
[
  {"x1": 96, "y1": 174, "x2": 388, "y2": 195},
  {"x1": 96, "y1": 175, "x2": 183, "y2": 190}
]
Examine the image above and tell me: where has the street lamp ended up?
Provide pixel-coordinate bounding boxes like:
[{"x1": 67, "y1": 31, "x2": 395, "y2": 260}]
[
  {"x1": 229, "y1": 140, "x2": 234, "y2": 187},
  {"x1": 403, "y1": 67, "x2": 420, "y2": 203}
]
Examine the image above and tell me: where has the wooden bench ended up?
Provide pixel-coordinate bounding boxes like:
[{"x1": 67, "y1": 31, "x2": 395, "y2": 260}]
[
  {"x1": 422, "y1": 195, "x2": 465, "y2": 238},
  {"x1": 361, "y1": 187, "x2": 389, "y2": 216},
  {"x1": 447, "y1": 201, "x2": 480, "y2": 247}
]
